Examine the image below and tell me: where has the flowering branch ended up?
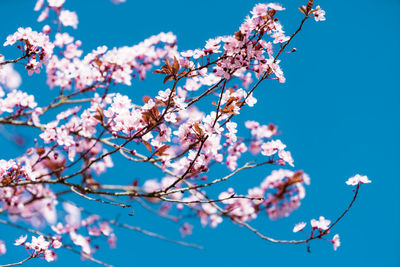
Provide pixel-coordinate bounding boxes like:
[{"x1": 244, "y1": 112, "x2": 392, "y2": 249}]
[{"x1": 0, "y1": 0, "x2": 369, "y2": 265}]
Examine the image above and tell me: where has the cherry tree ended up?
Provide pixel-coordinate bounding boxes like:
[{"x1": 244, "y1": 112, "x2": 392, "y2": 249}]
[{"x1": 0, "y1": 0, "x2": 371, "y2": 266}]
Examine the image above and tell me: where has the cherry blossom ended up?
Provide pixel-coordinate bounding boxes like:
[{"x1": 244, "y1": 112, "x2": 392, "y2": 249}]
[
  {"x1": 108, "y1": 234, "x2": 117, "y2": 248},
  {"x1": 0, "y1": 240, "x2": 6, "y2": 255},
  {"x1": 0, "y1": 90, "x2": 37, "y2": 115},
  {"x1": 48, "y1": 0, "x2": 65, "y2": 7},
  {"x1": 59, "y1": 10, "x2": 79, "y2": 29},
  {"x1": 311, "y1": 216, "x2": 331, "y2": 231},
  {"x1": 179, "y1": 223, "x2": 194, "y2": 238},
  {"x1": 293, "y1": 222, "x2": 307, "y2": 233},
  {"x1": 28, "y1": 235, "x2": 50, "y2": 252},
  {"x1": 332, "y1": 234, "x2": 341, "y2": 251},
  {"x1": 3, "y1": 27, "x2": 54, "y2": 74},
  {"x1": 313, "y1": 6, "x2": 326, "y2": 21},
  {"x1": 14, "y1": 235, "x2": 28, "y2": 246},
  {"x1": 345, "y1": 174, "x2": 371, "y2": 186}
]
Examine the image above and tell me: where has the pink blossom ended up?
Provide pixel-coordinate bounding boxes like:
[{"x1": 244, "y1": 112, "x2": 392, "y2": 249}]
[
  {"x1": 0, "y1": 90, "x2": 37, "y2": 115},
  {"x1": 181, "y1": 50, "x2": 194, "y2": 58},
  {"x1": 48, "y1": 0, "x2": 65, "y2": 8},
  {"x1": 54, "y1": 32, "x2": 74, "y2": 47},
  {"x1": 51, "y1": 222, "x2": 68, "y2": 234},
  {"x1": 219, "y1": 188, "x2": 235, "y2": 204},
  {"x1": 248, "y1": 187, "x2": 264, "y2": 205},
  {"x1": 4, "y1": 27, "x2": 54, "y2": 74},
  {"x1": 260, "y1": 169, "x2": 310, "y2": 219},
  {"x1": 44, "y1": 249, "x2": 57, "y2": 262},
  {"x1": 226, "y1": 121, "x2": 238, "y2": 142},
  {"x1": 14, "y1": 235, "x2": 28, "y2": 246},
  {"x1": 28, "y1": 235, "x2": 50, "y2": 252},
  {"x1": 271, "y1": 31, "x2": 289, "y2": 44},
  {"x1": 245, "y1": 120, "x2": 259, "y2": 129},
  {"x1": 204, "y1": 38, "x2": 221, "y2": 53},
  {"x1": 34, "y1": 0, "x2": 45, "y2": 11},
  {"x1": 108, "y1": 234, "x2": 117, "y2": 248},
  {"x1": 261, "y1": 140, "x2": 286, "y2": 157},
  {"x1": 81, "y1": 215, "x2": 100, "y2": 226},
  {"x1": 310, "y1": 216, "x2": 331, "y2": 230},
  {"x1": 37, "y1": 7, "x2": 49, "y2": 22},
  {"x1": 314, "y1": 6, "x2": 326, "y2": 22},
  {"x1": 52, "y1": 238, "x2": 62, "y2": 249},
  {"x1": 63, "y1": 202, "x2": 81, "y2": 227},
  {"x1": 293, "y1": 222, "x2": 307, "y2": 232},
  {"x1": 99, "y1": 221, "x2": 113, "y2": 236},
  {"x1": 278, "y1": 150, "x2": 294, "y2": 167},
  {"x1": 88, "y1": 226, "x2": 102, "y2": 236},
  {"x1": 251, "y1": 3, "x2": 284, "y2": 18},
  {"x1": 59, "y1": 10, "x2": 78, "y2": 29},
  {"x1": 246, "y1": 93, "x2": 257, "y2": 107},
  {"x1": 0, "y1": 240, "x2": 6, "y2": 255},
  {"x1": 345, "y1": 174, "x2": 371, "y2": 186},
  {"x1": 42, "y1": 24, "x2": 51, "y2": 34},
  {"x1": 209, "y1": 214, "x2": 223, "y2": 228},
  {"x1": 332, "y1": 234, "x2": 340, "y2": 251},
  {"x1": 69, "y1": 231, "x2": 91, "y2": 255},
  {"x1": 179, "y1": 222, "x2": 194, "y2": 238}
]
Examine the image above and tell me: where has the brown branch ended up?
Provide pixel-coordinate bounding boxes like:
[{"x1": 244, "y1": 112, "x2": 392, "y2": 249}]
[
  {"x1": 163, "y1": 135, "x2": 208, "y2": 192},
  {"x1": 159, "y1": 194, "x2": 264, "y2": 204},
  {"x1": 0, "y1": 218, "x2": 113, "y2": 267},
  {"x1": 0, "y1": 54, "x2": 29, "y2": 67},
  {"x1": 0, "y1": 255, "x2": 34, "y2": 267},
  {"x1": 70, "y1": 186, "x2": 131, "y2": 208}
]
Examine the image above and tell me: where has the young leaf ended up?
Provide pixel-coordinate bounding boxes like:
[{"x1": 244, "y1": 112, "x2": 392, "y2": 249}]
[
  {"x1": 298, "y1": 6, "x2": 307, "y2": 15},
  {"x1": 172, "y1": 56, "x2": 180, "y2": 74},
  {"x1": 142, "y1": 140, "x2": 152, "y2": 153}
]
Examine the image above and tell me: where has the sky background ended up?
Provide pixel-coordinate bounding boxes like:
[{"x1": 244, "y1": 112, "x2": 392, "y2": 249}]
[{"x1": 0, "y1": 0, "x2": 399, "y2": 266}]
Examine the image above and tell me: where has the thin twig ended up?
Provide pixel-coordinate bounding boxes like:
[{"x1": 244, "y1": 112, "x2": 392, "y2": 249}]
[
  {"x1": 0, "y1": 255, "x2": 33, "y2": 267},
  {"x1": 110, "y1": 220, "x2": 203, "y2": 249}
]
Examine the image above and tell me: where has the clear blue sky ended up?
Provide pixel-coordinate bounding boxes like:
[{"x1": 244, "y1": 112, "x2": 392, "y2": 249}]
[{"x1": 0, "y1": 0, "x2": 399, "y2": 266}]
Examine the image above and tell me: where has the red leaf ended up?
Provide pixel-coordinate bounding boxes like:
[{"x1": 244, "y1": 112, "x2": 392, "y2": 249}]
[
  {"x1": 172, "y1": 57, "x2": 180, "y2": 74},
  {"x1": 163, "y1": 74, "x2": 174, "y2": 84},
  {"x1": 155, "y1": 145, "x2": 170, "y2": 156},
  {"x1": 298, "y1": 6, "x2": 307, "y2": 15},
  {"x1": 143, "y1": 96, "x2": 151, "y2": 103},
  {"x1": 142, "y1": 140, "x2": 152, "y2": 153}
]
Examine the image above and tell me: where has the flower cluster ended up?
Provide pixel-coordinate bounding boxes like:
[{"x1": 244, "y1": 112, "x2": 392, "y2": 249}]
[
  {"x1": 0, "y1": 157, "x2": 58, "y2": 226},
  {"x1": 345, "y1": 174, "x2": 371, "y2": 186},
  {"x1": 46, "y1": 31, "x2": 177, "y2": 91},
  {"x1": 3, "y1": 27, "x2": 54, "y2": 75},
  {"x1": 34, "y1": 0, "x2": 79, "y2": 29},
  {"x1": 197, "y1": 169, "x2": 309, "y2": 225},
  {"x1": 177, "y1": 3, "x2": 289, "y2": 90},
  {"x1": 142, "y1": 169, "x2": 309, "y2": 230},
  {"x1": 50, "y1": 203, "x2": 116, "y2": 255},
  {"x1": 293, "y1": 216, "x2": 340, "y2": 250},
  {"x1": 14, "y1": 235, "x2": 61, "y2": 262},
  {"x1": 0, "y1": 90, "x2": 37, "y2": 115}
]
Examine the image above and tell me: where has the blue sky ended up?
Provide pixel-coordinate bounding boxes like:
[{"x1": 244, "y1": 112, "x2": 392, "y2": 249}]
[{"x1": 0, "y1": 0, "x2": 399, "y2": 266}]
